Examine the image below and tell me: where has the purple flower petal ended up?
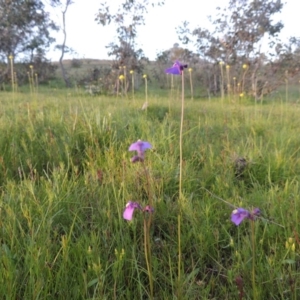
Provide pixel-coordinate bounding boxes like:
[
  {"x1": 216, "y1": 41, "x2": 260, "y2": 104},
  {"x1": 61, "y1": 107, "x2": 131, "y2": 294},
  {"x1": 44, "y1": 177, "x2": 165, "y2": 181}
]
[
  {"x1": 231, "y1": 208, "x2": 250, "y2": 226},
  {"x1": 129, "y1": 140, "x2": 152, "y2": 153},
  {"x1": 165, "y1": 66, "x2": 181, "y2": 75},
  {"x1": 129, "y1": 140, "x2": 152, "y2": 161},
  {"x1": 123, "y1": 201, "x2": 142, "y2": 221},
  {"x1": 165, "y1": 60, "x2": 188, "y2": 75}
]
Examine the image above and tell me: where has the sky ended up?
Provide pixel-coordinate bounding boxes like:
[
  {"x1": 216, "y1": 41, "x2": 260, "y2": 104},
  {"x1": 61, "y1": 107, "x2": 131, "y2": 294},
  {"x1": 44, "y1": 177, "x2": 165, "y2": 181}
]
[{"x1": 47, "y1": 0, "x2": 300, "y2": 62}]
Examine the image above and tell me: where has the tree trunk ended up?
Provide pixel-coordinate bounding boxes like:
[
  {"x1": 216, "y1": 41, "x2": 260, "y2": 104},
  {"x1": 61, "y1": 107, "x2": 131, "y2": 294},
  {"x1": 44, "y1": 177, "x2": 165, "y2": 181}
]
[{"x1": 59, "y1": 1, "x2": 72, "y2": 88}]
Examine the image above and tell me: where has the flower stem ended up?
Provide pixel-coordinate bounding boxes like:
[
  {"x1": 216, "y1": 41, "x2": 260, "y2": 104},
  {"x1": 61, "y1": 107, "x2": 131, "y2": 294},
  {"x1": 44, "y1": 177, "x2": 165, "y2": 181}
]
[
  {"x1": 131, "y1": 74, "x2": 134, "y2": 100},
  {"x1": 189, "y1": 70, "x2": 193, "y2": 100},
  {"x1": 177, "y1": 70, "x2": 185, "y2": 298},
  {"x1": 250, "y1": 220, "x2": 257, "y2": 299},
  {"x1": 9, "y1": 56, "x2": 15, "y2": 94},
  {"x1": 142, "y1": 161, "x2": 153, "y2": 299},
  {"x1": 142, "y1": 161, "x2": 152, "y2": 207},
  {"x1": 220, "y1": 63, "x2": 224, "y2": 106},
  {"x1": 179, "y1": 72, "x2": 184, "y2": 199},
  {"x1": 144, "y1": 217, "x2": 153, "y2": 299},
  {"x1": 145, "y1": 76, "x2": 148, "y2": 111}
]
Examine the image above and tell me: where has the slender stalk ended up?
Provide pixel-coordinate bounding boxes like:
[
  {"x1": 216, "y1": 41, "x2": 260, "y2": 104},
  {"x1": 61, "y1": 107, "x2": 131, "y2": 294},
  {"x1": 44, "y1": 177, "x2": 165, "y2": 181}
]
[
  {"x1": 9, "y1": 55, "x2": 14, "y2": 93},
  {"x1": 130, "y1": 71, "x2": 134, "y2": 100},
  {"x1": 233, "y1": 77, "x2": 237, "y2": 103},
  {"x1": 145, "y1": 76, "x2": 148, "y2": 103},
  {"x1": 143, "y1": 75, "x2": 148, "y2": 112},
  {"x1": 177, "y1": 70, "x2": 185, "y2": 297},
  {"x1": 28, "y1": 72, "x2": 33, "y2": 95},
  {"x1": 119, "y1": 76, "x2": 124, "y2": 96},
  {"x1": 14, "y1": 72, "x2": 18, "y2": 93},
  {"x1": 219, "y1": 62, "x2": 224, "y2": 106},
  {"x1": 188, "y1": 68, "x2": 193, "y2": 100},
  {"x1": 123, "y1": 66, "x2": 127, "y2": 97},
  {"x1": 30, "y1": 65, "x2": 35, "y2": 94},
  {"x1": 142, "y1": 160, "x2": 153, "y2": 299},
  {"x1": 169, "y1": 74, "x2": 174, "y2": 114},
  {"x1": 179, "y1": 72, "x2": 184, "y2": 200},
  {"x1": 242, "y1": 64, "x2": 248, "y2": 95},
  {"x1": 250, "y1": 220, "x2": 257, "y2": 300},
  {"x1": 285, "y1": 71, "x2": 289, "y2": 104},
  {"x1": 144, "y1": 217, "x2": 153, "y2": 300},
  {"x1": 226, "y1": 65, "x2": 231, "y2": 100},
  {"x1": 35, "y1": 73, "x2": 38, "y2": 94},
  {"x1": 142, "y1": 161, "x2": 152, "y2": 207}
]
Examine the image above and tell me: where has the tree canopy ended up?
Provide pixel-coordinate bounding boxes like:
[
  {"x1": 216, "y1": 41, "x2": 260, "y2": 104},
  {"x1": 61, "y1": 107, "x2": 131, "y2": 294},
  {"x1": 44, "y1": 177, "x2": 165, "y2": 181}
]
[
  {"x1": 96, "y1": 0, "x2": 165, "y2": 71},
  {"x1": 176, "y1": 0, "x2": 300, "y2": 98},
  {"x1": 0, "y1": 0, "x2": 58, "y2": 61}
]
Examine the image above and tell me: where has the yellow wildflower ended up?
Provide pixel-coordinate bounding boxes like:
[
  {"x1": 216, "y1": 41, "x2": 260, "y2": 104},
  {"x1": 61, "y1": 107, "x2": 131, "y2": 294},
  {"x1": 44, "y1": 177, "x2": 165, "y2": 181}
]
[{"x1": 285, "y1": 238, "x2": 296, "y2": 252}]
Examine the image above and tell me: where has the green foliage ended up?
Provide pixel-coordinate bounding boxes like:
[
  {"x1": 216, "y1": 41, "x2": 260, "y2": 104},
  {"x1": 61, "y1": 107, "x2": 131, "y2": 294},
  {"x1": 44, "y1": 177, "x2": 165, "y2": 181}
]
[
  {"x1": 96, "y1": 0, "x2": 164, "y2": 74},
  {"x1": 0, "y1": 90, "x2": 300, "y2": 299},
  {"x1": 0, "y1": 0, "x2": 58, "y2": 60},
  {"x1": 177, "y1": 0, "x2": 300, "y2": 99}
]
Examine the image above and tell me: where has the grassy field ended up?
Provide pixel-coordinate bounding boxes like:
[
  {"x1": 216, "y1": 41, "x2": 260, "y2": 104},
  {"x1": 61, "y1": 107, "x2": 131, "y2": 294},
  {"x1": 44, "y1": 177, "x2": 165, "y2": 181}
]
[{"x1": 0, "y1": 85, "x2": 300, "y2": 299}]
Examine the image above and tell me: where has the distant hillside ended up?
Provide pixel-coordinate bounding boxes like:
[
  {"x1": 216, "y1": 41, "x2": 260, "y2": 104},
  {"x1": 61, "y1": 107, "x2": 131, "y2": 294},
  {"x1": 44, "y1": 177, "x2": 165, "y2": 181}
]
[{"x1": 52, "y1": 58, "x2": 114, "y2": 80}]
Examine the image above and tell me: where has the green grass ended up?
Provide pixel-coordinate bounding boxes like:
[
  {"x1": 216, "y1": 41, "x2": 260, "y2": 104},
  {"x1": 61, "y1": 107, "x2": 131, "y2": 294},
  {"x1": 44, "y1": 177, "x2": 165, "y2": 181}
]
[{"x1": 0, "y1": 88, "x2": 300, "y2": 299}]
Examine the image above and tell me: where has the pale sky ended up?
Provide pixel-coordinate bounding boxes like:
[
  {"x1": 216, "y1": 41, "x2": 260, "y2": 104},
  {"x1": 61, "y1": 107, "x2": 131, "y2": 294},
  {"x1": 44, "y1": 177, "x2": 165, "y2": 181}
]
[{"x1": 48, "y1": 0, "x2": 299, "y2": 61}]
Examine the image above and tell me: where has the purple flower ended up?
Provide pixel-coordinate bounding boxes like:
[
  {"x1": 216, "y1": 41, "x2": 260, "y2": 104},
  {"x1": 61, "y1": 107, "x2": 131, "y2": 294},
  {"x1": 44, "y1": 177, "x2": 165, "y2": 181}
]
[
  {"x1": 143, "y1": 205, "x2": 154, "y2": 213},
  {"x1": 123, "y1": 201, "x2": 142, "y2": 220},
  {"x1": 129, "y1": 140, "x2": 152, "y2": 163},
  {"x1": 165, "y1": 60, "x2": 188, "y2": 75},
  {"x1": 123, "y1": 201, "x2": 154, "y2": 221},
  {"x1": 231, "y1": 207, "x2": 260, "y2": 226}
]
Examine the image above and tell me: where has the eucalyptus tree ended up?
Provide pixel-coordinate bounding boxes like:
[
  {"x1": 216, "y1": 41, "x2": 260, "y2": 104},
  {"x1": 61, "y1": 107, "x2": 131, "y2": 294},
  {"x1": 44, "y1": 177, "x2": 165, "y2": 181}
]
[
  {"x1": 0, "y1": 0, "x2": 58, "y2": 60},
  {"x1": 178, "y1": 0, "x2": 294, "y2": 98},
  {"x1": 96, "y1": 0, "x2": 164, "y2": 72},
  {"x1": 0, "y1": 0, "x2": 58, "y2": 81}
]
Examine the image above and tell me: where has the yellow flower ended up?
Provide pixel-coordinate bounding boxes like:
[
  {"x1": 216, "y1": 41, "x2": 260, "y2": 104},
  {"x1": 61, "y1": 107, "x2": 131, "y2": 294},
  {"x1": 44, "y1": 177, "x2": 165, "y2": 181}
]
[
  {"x1": 239, "y1": 93, "x2": 244, "y2": 97},
  {"x1": 219, "y1": 61, "x2": 224, "y2": 65},
  {"x1": 119, "y1": 75, "x2": 125, "y2": 80},
  {"x1": 29, "y1": 65, "x2": 33, "y2": 69},
  {"x1": 143, "y1": 74, "x2": 147, "y2": 78},
  {"x1": 9, "y1": 55, "x2": 13, "y2": 60},
  {"x1": 130, "y1": 70, "x2": 134, "y2": 74},
  {"x1": 285, "y1": 238, "x2": 295, "y2": 252},
  {"x1": 188, "y1": 68, "x2": 193, "y2": 72},
  {"x1": 242, "y1": 64, "x2": 248, "y2": 69},
  {"x1": 226, "y1": 65, "x2": 230, "y2": 69}
]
